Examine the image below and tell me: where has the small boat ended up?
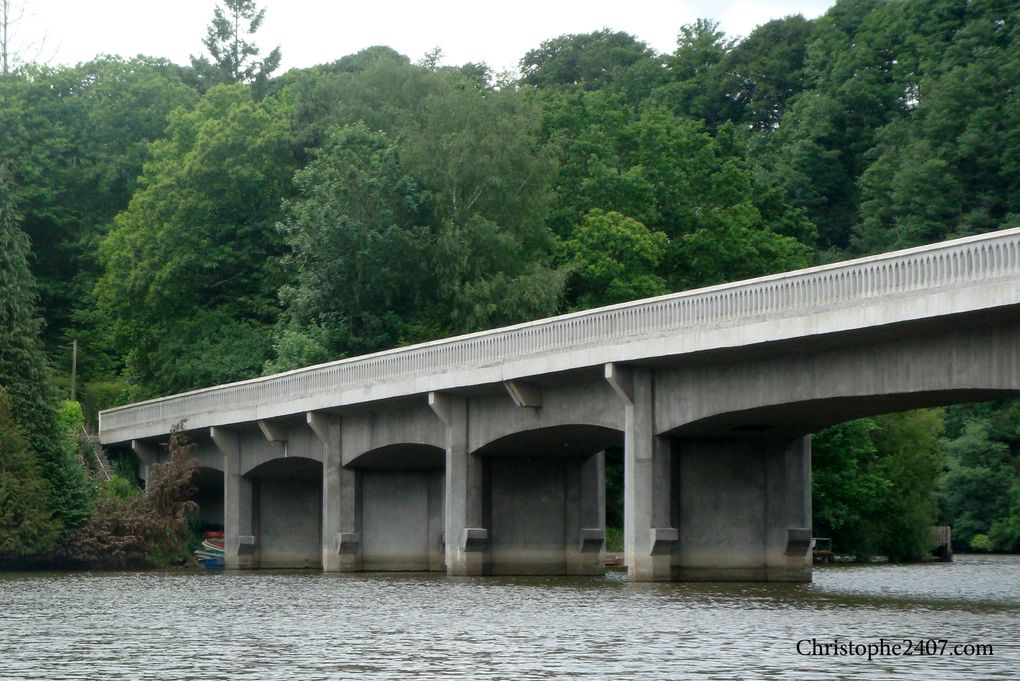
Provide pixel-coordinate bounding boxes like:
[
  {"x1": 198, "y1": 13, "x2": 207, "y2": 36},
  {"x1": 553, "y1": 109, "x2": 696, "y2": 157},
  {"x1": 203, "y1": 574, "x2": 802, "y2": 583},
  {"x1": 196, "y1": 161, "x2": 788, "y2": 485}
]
[{"x1": 196, "y1": 530, "x2": 226, "y2": 568}]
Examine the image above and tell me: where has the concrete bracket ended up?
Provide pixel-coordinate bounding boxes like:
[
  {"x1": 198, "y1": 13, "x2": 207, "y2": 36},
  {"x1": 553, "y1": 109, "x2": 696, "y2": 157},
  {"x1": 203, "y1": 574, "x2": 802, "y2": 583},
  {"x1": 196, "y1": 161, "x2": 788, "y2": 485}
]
[
  {"x1": 237, "y1": 535, "x2": 257, "y2": 556},
  {"x1": 604, "y1": 363, "x2": 635, "y2": 405},
  {"x1": 306, "y1": 411, "x2": 335, "y2": 443},
  {"x1": 504, "y1": 380, "x2": 542, "y2": 408},
  {"x1": 428, "y1": 392, "x2": 455, "y2": 426},
  {"x1": 258, "y1": 420, "x2": 288, "y2": 443},
  {"x1": 131, "y1": 439, "x2": 160, "y2": 465},
  {"x1": 337, "y1": 532, "x2": 361, "y2": 554},
  {"x1": 209, "y1": 426, "x2": 239, "y2": 454},
  {"x1": 785, "y1": 527, "x2": 812, "y2": 556},
  {"x1": 649, "y1": 527, "x2": 678, "y2": 556},
  {"x1": 460, "y1": 528, "x2": 488, "y2": 552},
  {"x1": 579, "y1": 528, "x2": 605, "y2": 553}
]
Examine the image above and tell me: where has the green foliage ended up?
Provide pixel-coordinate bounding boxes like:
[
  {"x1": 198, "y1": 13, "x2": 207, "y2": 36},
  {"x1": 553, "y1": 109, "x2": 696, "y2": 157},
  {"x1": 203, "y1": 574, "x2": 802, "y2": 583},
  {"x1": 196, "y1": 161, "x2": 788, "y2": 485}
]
[
  {"x1": 0, "y1": 166, "x2": 95, "y2": 533},
  {"x1": 272, "y1": 63, "x2": 564, "y2": 366},
  {"x1": 813, "y1": 410, "x2": 944, "y2": 560},
  {"x1": 49, "y1": 400, "x2": 96, "y2": 531},
  {"x1": 100, "y1": 475, "x2": 140, "y2": 501},
  {"x1": 96, "y1": 85, "x2": 297, "y2": 396},
  {"x1": 0, "y1": 388, "x2": 61, "y2": 560},
  {"x1": 0, "y1": 163, "x2": 56, "y2": 456},
  {"x1": 969, "y1": 534, "x2": 993, "y2": 552},
  {"x1": 605, "y1": 526, "x2": 623, "y2": 554},
  {"x1": 78, "y1": 379, "x2": 132, "y2": 429},
  {"x1": 520, "y1": 30, "x2": 666, "y2": 103},
  {"x1": 542, "y1": 93, "x2": 815, "y2": 295},
  {"x1": 271, "y1": 123, "x2": 428, "y2": 368},
  {"x1": 0, "y1": 58, "x2": 197, "y2": 362},
  {"x1": 192, "y1": 0, "x2": 281, "y2": 89},
  {"x1": 938, "y1": 411, "x2": 1020, "y2": 552},
  {"x1": 561, "y1": 209, "x2": 667, "y2": 309}
]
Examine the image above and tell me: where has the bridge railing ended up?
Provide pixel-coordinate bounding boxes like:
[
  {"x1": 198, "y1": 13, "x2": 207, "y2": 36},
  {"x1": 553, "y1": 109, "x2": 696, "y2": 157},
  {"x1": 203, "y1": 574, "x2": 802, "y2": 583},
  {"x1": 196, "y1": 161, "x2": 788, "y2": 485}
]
[{"x1": 101, "y1": 227, "x2": 1020, "y2": 435}]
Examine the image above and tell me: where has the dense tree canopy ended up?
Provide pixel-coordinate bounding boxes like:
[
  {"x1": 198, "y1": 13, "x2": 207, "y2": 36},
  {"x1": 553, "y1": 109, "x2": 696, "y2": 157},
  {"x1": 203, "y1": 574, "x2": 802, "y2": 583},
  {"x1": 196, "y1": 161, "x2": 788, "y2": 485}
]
[{"x1": 96, "y1": 85, "x2": 297, "y2": 396}]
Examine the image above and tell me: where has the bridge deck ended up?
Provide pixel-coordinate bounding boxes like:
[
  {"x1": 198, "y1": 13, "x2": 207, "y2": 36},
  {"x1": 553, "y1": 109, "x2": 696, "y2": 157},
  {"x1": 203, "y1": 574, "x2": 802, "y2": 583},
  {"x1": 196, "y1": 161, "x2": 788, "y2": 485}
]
[{"x1": 100, "y1": 228, "x2": 1020, "y2": 445}]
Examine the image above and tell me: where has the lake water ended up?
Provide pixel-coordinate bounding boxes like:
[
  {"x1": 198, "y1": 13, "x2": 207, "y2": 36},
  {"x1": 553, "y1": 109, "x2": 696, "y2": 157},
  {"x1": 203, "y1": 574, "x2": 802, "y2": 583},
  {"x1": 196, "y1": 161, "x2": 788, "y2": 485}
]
[{"x1": 1, "y1": 555, "x2": 1017, "y2": 680}]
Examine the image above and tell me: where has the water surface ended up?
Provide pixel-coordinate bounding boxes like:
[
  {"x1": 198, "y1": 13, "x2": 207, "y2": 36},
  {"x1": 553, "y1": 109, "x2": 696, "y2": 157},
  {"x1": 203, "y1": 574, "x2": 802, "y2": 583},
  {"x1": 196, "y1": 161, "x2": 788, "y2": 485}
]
[{"x1": 1, "y1": 555, "x2": 1017, "y2": 679}]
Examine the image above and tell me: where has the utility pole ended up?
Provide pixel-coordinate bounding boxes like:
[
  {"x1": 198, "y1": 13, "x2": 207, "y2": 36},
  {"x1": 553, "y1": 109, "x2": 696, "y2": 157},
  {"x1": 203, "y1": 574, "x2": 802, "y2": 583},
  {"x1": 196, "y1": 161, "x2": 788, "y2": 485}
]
[{"x1": 70, "y1": 339, "x2": 77, "y2": 401}]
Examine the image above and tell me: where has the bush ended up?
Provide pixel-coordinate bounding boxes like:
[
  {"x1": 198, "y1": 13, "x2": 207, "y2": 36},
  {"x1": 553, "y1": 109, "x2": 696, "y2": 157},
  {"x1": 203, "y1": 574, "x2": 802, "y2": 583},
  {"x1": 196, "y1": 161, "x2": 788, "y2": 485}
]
[
  {"x1": 101, "y1": 475, "x2": 140, "y2": 501},
  {"x1": 969, "y1": 534, "x2": 994, "y2": 552},
  {"x1": 61, "y1": 425, "x2": 198, "y2": 568}
]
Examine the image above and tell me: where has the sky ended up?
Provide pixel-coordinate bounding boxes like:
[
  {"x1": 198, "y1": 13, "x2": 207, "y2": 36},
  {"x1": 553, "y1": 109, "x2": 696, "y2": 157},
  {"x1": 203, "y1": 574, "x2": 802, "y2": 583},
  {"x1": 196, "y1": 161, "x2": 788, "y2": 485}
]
[{"x1": 13, "y1": 0, "x2": 836, "y2": 74}]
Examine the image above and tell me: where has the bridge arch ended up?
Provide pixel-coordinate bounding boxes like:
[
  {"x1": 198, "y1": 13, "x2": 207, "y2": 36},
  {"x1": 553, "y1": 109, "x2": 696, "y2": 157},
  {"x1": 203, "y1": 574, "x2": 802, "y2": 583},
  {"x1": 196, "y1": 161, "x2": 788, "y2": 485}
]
[
  {"x1": 245, "y1": 456, "x2": 322, "y2": 569},
  {"x1": 655, "y1": 314, "x2": 1020, "y2": 437},
  {"x1": 473, "y1": 424, "x2": 620, "y2": 576},
  {"x1": 345, "y1": 443, "x2": 446, "y2": 572}
]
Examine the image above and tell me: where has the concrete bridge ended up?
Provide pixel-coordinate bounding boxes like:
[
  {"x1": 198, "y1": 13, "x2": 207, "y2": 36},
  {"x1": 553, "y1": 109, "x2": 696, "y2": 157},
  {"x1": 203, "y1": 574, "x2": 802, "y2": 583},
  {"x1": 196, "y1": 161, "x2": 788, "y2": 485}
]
[{"x1": 100, "y1": 228, "x2": 1020, "y2": 581}]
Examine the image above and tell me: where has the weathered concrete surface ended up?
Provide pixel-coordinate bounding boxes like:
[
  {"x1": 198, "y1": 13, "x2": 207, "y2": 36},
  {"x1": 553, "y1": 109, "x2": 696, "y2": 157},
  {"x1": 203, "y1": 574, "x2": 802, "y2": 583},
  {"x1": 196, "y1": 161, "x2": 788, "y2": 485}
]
[
  {"x1": 656, "y1": 313, "x2": 1020, "y2": 437},
  {"x1": 486, "y1": 453, "x2": 605, "y2": 575},
  {"x1": 360, "y1": 470, "x2": 444, "y2": 571},
  {"x1": 100, "y1": 230, "x2": 1020, "y2": 445},
  {"x1": 251, "y1": 458, "x2": 322, "y2": 569},
  {"x1": 672, "y1": 436, "x2": 811, "y2": 582}
]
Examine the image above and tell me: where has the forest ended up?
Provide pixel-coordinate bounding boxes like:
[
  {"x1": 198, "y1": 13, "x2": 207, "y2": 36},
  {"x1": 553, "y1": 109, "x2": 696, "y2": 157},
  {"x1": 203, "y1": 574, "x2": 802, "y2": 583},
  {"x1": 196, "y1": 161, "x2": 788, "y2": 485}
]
[{"x1": 1, "y1": 0, "x2": 1019, "y2": 566}]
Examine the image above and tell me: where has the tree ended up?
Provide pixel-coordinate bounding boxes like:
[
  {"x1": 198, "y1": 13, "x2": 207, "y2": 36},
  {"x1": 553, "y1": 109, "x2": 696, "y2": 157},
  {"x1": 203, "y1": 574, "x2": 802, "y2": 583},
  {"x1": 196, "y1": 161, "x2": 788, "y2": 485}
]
[
  {"x1": 0, "y1": 58, "x2": 196, "y2": 368},
  {"x1": 96, "y1": 85, "x2": 297, "y2": 396},
  {"x1": 561, "y1": 209, "x2": 667, "y2": 309},
  {"x1": 271, "y1": 62, "x2": 565, "y2": 371},
  {"x1": 0, "y1": 165, "x2": 93, "y2": 532},
  {"x1": 541, "y1": 94, "x2": 815, "y2": 293},
  {"x1": 192, "y1": 0, "x2": 281, "y2": 88},
  {"x1": 712, "y1": 15, "x2": 814, "y2": 130},
  {"x1": 813, "y1": 410, "x2": 945, "y2": 560},
  {"x1": 270, "y1": 123, "x2": 429, "y2": 370},
  {"x1": 520, "y1": 30, "x2": 666, "y2": 104},
  {"x1": 869, "y1": 410, "x2": 944, "y2": 561},
  {"x1": 62, "y1": 424, "x2": 198, "y2": 568},
  {"x1": 0, "y1": 387, "x2": 60, "y2": 562},
  {"x1": 939, "y1": 415, "x2": 1018, "y2": 550},
  {"x1": 649, "y1": 19, "x2": 735, "y2": 124}
]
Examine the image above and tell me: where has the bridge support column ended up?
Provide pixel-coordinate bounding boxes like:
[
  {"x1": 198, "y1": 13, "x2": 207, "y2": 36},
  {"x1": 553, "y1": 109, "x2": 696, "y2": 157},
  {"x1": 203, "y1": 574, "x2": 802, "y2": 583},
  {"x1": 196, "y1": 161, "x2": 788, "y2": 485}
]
[
  {"x1": 131, "y1": 439, "x2": 160, "y2": 483},
  {"x1": 431, "y1": 392, "x2": 486, "y2": 575},
  {"x1": 608, "y1": 364, "x2": 676, "y2": 582},
  {"x1": 673, "y1": 435, "x2": 812, "y2": 582},
  {"x1": 308, "y1": 412, "x2": 355, "y2": 572},
  {"x1": 211, "y1": 427, "x2": 255, "y2": 569}
]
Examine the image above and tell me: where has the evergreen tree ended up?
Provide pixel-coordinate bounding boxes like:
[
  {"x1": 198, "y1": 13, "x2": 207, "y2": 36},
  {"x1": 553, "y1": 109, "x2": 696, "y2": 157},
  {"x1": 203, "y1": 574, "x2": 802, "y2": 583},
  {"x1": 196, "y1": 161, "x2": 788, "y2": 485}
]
[
  {"x1": 0, "y1": 387, "x2": 60, "y2": 561},
  {"x1": 192, "y1": 0, "x2": 281, "y2": 90},
  {"x1": 0, "y1": 165, "x2": 93, "y2": 532}
]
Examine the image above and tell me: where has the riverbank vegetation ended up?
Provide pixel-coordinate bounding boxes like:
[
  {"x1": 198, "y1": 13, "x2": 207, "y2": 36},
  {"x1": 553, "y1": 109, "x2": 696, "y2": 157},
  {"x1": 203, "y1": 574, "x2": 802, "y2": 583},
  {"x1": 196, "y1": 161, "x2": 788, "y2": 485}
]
[{"x1": 1, "y1": 0, "x2": 1019, "y2": 565}]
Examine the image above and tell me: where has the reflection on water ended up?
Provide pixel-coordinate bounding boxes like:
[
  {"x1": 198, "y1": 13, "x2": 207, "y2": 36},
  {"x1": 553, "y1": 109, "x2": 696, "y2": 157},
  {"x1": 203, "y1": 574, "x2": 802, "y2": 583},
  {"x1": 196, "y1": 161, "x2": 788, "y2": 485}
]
[{"x1": 0, "y1": 555, "x2": 1017, "y2": 680}]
